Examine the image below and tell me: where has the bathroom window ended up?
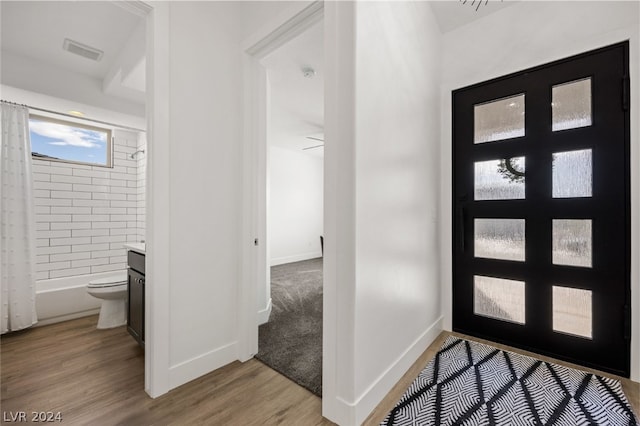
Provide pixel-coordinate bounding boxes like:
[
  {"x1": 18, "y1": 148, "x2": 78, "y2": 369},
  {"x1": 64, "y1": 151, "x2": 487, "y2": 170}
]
[{"x1": 29, "y1": 115, "x2": 113, "y2": 167}]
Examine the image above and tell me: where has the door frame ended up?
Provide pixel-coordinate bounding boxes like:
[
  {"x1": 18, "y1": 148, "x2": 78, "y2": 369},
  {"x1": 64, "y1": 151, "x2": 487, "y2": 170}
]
[
  {"x1": 441, "y1": 37, "x2": 640, "y2": 382},
  {"x1": 142, "y1": 0, "x2": 171, "y2": 398},
  {"x1": 239, "y1": 0, "x2": 324, "y2": 379},
  {"x1": 451, "y1": 42, "x2": 631, "y2": 376}
]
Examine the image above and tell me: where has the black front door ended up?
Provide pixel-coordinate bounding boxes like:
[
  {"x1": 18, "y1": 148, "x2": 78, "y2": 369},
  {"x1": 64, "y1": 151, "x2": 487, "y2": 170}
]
[{"x1": 452, "y1": 42, "x2": 631, "y2": 377}]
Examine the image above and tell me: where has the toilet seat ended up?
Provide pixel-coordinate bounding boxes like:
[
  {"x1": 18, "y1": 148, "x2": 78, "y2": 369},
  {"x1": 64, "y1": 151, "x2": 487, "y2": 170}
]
[{"x1": 88, "y1": 273, "x2": 128, "y2": 288}]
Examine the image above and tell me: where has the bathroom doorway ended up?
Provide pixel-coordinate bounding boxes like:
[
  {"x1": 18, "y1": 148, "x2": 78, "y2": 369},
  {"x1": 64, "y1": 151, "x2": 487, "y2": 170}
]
[{"x1": 0, "y1": 0, "x2": 152, "y2": 397}]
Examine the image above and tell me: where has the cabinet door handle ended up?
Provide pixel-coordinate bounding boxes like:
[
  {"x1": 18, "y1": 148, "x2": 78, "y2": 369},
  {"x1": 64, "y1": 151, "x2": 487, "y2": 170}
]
[{"x1": 138, "y1": 278, "x2": 145, "y2": 285}]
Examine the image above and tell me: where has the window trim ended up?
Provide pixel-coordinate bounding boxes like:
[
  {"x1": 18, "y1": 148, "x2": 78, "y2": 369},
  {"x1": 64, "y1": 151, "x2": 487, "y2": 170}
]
[{"x1": 29, "y1": 114, "x2": 114, "y2": 168}]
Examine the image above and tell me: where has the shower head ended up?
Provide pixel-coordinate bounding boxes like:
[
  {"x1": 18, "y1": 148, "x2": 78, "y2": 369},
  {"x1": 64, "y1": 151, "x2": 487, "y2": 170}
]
[{"x1": 130, "y1": 149, "x2": 145, "y2": 159}]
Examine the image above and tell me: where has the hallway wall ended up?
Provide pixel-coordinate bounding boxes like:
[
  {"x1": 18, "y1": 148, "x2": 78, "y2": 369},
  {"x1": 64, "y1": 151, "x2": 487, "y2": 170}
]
[{"x1": 324, "y1": 2, "x2": 443, "y2": 423}]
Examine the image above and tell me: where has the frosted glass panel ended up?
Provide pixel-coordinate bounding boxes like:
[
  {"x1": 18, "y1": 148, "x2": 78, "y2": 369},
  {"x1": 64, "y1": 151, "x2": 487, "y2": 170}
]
[
  {"x1": 474, "y1": 94, "x2": 525, "y2": 143},
  {"x1": 552, "y1": 78, "x2": 592, "y2": 131},
  {"x1": 552, "y1": 149, "x2": 592, "y2": 198},
  {"x1": 474, "y1": 276, "x2": 525, "y2": 324},
  {"x1": 475, "y1": 219, "x2": 525, "y2": 261},
  {"x1": 552, "y1": 219, "x2": 592, "y2": 267},
  {"x1": 474, "y1": 157, "x2": 525, "y2": 200},
  {"x1": 553, "y1": 286, "x2": 592, "y2": 339}
]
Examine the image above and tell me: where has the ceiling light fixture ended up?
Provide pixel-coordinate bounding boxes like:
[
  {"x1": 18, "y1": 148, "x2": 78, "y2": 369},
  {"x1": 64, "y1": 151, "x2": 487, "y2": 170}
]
[{"x1": 302, "y1": 67, "x2": 316, "y2": 78}]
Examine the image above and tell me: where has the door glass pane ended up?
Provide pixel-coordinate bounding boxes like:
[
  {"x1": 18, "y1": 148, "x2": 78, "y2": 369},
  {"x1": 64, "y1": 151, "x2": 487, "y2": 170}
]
[
  {"x1": 552, "y1": 149, "x2": 592, "y2": 198},
  {"x1": 475, "y1": 157, "x2": 525, "y2": 200},
  {"x1": 553, "y1": 286, "x2": 592, "y2": 339},
  {"x1": 475, "y1": 219, "x2": 525, "y2": 261},
  {"x1": 474, "y1": 94, "x2": 525, "y2": 143},
  {"x1": 474, "y1": 275, "x2": 525, "y2": 324},
  {"x1": 552, "y1": 78, "x2": 592, "y2": 131},
  {"x1": 552, "y1": 219, "x2": 592, "y2": 267}
]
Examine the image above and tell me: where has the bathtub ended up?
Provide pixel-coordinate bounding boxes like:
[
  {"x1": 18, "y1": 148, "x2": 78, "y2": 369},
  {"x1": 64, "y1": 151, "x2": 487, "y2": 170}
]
[{"x1": 35, "y1": 272, "x2": 126, "y2": 326}]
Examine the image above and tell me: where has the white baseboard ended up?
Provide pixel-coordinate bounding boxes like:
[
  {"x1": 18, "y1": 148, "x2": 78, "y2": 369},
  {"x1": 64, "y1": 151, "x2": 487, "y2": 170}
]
[
  {"x1": 258, "y1": 298, "x2": 272, "y2": 325},
  {"x1": 270, "y1": 251, "x2": 322, "y2": 266},
  {"x1": 330, "y1": 316, "x2": 444, "y2": 425},
  {"x1": 168, "y1": 341, "x2": 237, "y2": 390}
]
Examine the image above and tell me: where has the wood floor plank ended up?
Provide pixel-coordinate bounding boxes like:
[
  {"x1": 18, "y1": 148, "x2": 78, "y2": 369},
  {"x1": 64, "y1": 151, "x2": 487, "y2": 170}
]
[
  {"x1": 4, "y1": 317, "x2": 637, "y2": 425},
  {"x1": 1, "y1": 316, "x2": 333, "y2": 426}
]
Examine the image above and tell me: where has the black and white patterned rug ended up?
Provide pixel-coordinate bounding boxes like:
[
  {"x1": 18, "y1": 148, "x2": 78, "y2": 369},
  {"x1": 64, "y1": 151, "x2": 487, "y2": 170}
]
[{"x1": 383, "y1": 336, "x2": 638, "y2": 425}]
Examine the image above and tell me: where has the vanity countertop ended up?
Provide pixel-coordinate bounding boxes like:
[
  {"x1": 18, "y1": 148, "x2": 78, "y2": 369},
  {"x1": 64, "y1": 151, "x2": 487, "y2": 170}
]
[{"x1": 123, "y1": 242, "x2": 145, "y2": 255}]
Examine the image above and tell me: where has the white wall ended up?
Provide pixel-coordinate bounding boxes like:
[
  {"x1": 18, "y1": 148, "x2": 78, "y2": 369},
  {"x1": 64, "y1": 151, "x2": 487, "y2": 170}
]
[
  {"x1": 439, "y1": 1, "x2": 640, "y2": 381},
  {"x1": 268, "y1": 146, "x2": 323, "y2": 266},
  {"x1": 148, "y1": 1, "x2": 245, "y2": 390},
  {"x1": 324, "y1": 2, "x2": 443, "y2": 424}
]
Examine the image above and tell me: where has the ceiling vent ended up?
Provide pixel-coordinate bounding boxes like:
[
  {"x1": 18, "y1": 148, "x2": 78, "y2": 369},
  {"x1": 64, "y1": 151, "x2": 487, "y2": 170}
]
[{"x1": 63, "y1": 38, "x2": 103, "y2": 62}]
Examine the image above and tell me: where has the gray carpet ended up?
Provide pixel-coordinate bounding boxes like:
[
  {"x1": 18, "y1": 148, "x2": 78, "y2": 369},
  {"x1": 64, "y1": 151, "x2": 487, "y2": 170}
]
[{"x1": 255, "y1": 258, "x2": 323, "y2": 396}]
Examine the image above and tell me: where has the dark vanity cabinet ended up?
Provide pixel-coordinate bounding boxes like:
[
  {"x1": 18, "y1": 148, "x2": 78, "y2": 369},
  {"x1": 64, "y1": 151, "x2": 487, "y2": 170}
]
[{"x1": 127, "y1": 251, "x2": 145, "y2": 347}]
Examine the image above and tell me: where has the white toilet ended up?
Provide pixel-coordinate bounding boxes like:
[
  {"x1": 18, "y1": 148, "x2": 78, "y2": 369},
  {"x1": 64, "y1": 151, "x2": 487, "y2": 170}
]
[{"x1": 87, "y1": 272, "x2": 128, "y2": 329}]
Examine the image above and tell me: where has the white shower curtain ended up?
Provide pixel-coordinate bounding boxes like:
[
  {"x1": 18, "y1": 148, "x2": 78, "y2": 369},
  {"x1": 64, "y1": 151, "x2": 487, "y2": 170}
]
[{"x1": 1, "y1": 102, "x2": 37, "y2": 333}]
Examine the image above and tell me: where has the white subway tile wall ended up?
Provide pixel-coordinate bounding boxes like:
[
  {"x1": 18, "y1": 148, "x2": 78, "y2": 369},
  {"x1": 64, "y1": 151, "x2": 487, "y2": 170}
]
[{"x1": 33, "y1": 129, "x2": 146, "y2": 281}]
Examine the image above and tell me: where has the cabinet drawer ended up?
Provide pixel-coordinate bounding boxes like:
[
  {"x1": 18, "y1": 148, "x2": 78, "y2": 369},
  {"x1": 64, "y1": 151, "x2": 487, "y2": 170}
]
[{"x1": 128, "y1": 250, "x2": 145, "y2": 274}]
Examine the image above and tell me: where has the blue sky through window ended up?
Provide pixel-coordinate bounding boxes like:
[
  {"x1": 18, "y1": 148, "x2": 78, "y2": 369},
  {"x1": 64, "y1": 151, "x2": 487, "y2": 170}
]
[{"x1": 29, "y1": 117, "x2": 109, "y2": 166}]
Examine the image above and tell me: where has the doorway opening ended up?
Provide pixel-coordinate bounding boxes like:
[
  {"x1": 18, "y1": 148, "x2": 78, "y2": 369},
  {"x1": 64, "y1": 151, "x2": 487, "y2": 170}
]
[
  {"x1": 253, "y1": 19, "x2": 325, "y2": 397},
  {"x1": 245, "y1": 7, "x2": 324, "y2": 396}
]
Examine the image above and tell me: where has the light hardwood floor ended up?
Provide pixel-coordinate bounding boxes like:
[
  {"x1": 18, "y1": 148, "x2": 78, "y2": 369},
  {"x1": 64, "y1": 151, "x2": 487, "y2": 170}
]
[
  {"x1": 1, "y1": 316, "x2": 332, "y2": 425},
  {"x1": 2, "y1": 317, "x2": 638, "y2": 425}
]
